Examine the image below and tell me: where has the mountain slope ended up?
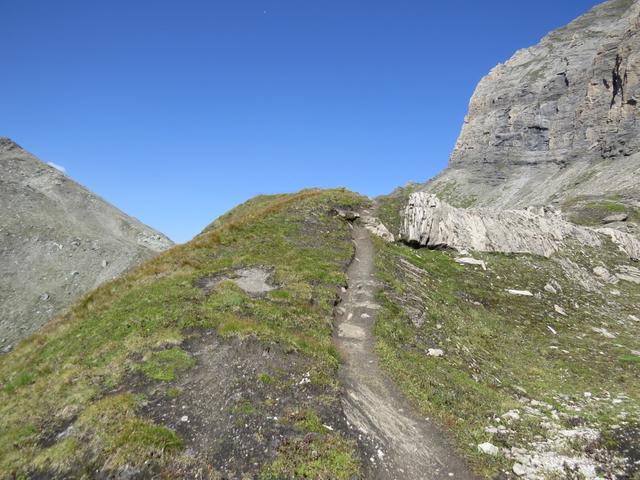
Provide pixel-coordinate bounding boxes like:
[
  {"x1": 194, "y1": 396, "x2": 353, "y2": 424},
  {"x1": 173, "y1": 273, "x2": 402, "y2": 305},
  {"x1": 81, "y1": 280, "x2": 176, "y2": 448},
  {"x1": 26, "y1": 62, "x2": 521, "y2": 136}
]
[
  {"x1": 0, "y1": 189, "x2": 372, "y2": 478},
  {"x1": 371, "y1": 1, "x2": 640, "y2": 477},
  {"x1": 422, "y1": 0, "x2": 640, "y2": 221},
  {"x1": 0, "y1": 138, "x2": 172, "y2": 352}
]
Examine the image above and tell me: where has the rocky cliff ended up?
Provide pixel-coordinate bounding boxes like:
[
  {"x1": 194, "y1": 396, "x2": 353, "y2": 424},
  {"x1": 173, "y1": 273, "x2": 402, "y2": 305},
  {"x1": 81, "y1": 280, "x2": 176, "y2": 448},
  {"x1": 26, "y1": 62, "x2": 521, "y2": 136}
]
[
  {"x1": 424, "y1": 0, "x2": 640, "y2": 218},
  {"x1": 0, "y1": 138, "x2": 173, "y2": 352}
]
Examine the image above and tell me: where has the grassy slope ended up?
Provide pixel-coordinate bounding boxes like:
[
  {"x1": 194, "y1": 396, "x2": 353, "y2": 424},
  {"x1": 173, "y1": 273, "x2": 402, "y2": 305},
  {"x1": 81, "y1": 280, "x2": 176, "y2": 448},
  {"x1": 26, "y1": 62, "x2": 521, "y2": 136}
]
[
  {"x1": 562, "y1": 195, "x2": 640, "y2": 227},
  {"x1": 0, "y1": 188, "x2": 368, "y2": 479},
  {"x1": 373, "y1": 234, "x2": 640, "y2": 477}
]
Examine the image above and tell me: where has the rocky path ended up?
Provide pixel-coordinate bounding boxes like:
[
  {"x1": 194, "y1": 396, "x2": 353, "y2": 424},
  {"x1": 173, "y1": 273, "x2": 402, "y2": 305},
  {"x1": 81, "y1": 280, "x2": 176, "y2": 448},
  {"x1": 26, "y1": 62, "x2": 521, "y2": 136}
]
[{"x1": 335, "y1": 219, "x2": 475, "y2": 480}]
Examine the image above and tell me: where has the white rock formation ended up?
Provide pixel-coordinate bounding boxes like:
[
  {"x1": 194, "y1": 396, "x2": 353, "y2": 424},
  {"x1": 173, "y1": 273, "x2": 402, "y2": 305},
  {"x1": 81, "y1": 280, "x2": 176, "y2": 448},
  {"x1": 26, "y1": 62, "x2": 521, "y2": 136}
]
[
  {"x1": 401, "y1": 192, "x2": 601, "y2": 257},
  {"x1": 401, "y1": 192, "x2": 640, "y2": 260},
  {"x1": 360, "y1": 215, "x2": 394, "y2": 242}
]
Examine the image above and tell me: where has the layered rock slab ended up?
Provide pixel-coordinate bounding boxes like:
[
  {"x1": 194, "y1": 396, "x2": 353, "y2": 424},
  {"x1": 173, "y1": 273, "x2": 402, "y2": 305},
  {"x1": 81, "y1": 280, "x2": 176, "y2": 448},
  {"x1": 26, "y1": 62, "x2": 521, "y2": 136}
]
[{"x1": 400, "y1": 192, "x2": 640, "y2": 259}]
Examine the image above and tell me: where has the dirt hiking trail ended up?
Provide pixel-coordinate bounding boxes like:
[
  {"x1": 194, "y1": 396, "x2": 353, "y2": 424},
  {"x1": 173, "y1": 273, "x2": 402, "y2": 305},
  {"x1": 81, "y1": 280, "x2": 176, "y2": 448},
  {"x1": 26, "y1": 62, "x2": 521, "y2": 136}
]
[{"x1": 335, "y1": 216, "x2": 476, "y2": 479}]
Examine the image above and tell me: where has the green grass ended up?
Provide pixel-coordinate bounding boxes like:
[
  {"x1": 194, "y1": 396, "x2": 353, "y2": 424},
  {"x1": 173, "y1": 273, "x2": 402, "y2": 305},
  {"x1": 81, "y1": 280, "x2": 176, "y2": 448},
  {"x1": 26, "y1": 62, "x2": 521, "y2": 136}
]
[
  {"x1": 258, "y1": 373, "x2": 276, "y2": 385},
  {"x1": 373, "y1": 238, "x2": 640, "y2": 477},
  {"x1": 0, "y1": 188, "x2": 368, "y2": 478},
  {"x1": 138, "y1": 347, "x2": 195, "y2": 382},
  {"x1": 293, "y1": 409, "x2": 329, "y2": 434},
  {"x1": 563, "y1": 196, "x2": 638, "y2": 226},
  {"x1": 261, "y1": 434, "x2": 361, "y2": 480}
]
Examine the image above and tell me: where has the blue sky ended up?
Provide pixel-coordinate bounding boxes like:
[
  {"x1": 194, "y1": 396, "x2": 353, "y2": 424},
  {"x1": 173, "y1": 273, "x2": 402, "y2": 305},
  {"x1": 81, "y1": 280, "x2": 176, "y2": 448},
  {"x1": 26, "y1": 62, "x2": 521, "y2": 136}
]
[{"x1": 2, "y1": 0, "x2": 601, "y2": 243}]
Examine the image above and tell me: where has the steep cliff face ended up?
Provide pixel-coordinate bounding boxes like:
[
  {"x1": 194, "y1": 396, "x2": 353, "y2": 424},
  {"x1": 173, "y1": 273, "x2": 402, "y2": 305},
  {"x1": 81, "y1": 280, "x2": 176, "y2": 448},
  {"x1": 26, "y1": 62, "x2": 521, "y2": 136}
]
[
  {"x1": 426, "y1": 0, "x2": 640, "y2": 214},
  {"x1": 0, "y1": 138, "x2": 173, "y2": 351}
]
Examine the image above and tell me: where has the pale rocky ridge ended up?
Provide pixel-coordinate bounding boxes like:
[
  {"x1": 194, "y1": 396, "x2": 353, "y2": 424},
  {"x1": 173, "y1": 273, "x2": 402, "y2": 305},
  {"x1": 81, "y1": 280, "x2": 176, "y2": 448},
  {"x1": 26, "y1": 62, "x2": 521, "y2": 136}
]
[
  {"x1": 0, "y1": 138, "x2": 173, "y2": 351},
  {"x1": 400, "y1": 191, "x2": 640, "y2": 259},
  {"x1": 421, "y1": 0, "x2": 640, "y2": 217}
]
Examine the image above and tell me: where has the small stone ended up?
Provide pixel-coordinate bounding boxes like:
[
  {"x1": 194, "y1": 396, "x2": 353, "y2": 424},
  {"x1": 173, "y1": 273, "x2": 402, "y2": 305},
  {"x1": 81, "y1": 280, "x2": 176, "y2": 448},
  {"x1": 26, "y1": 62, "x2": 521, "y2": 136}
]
[
  {"x1": 180, "y1": 415, "x2": 189, "y2": 422},
  {"x1": 544, "y1": 283, "x2": 557, "y2": 294},
  {"x1": 477, "y1": 442, "x2": 499, "y2": 456},
  {"x1": 502, "y1": 410, "x2": 520, "y2": 421},
  {"x1": 427, "y1": 348, "x2": 444, "y2": 357},
  {"x1": 512, "y1": 463, "x2": 528, "y2": 476},
  {"x1": 455, "y1": 257, "x2": 487, "y2": 270},
  {"x1": 554, "y1": 304, "x2": 566, "y2": 316},
  {"x1": 101, "y1": 259, "x2": 108, "y2": 268},
  {"x1": 602, "y1": 212, "x2": 628, "y2": 224},
  {"x1": 592, "y1": 327, "x2": 616, "y2": 338},
  {"x1": 506, "y1": 289, "x2": 533, "y2": 296}
]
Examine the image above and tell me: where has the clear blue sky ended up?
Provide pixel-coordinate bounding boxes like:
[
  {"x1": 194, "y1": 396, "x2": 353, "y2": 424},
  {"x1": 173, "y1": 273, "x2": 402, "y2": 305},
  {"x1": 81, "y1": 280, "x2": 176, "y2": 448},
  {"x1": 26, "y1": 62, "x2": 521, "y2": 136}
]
[{"x1": 2, "y1": 0, "x2": 601, "y2": 243}]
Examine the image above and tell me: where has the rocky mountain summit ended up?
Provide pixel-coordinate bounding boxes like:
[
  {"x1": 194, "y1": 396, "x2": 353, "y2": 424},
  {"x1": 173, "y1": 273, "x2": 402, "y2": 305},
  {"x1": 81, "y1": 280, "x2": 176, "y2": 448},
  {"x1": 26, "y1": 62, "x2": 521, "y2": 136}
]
[
  {"x1": 0, "y1": 138, "x2": 173, "y2": 352},
  {"x1": 424, "y1": 0, "x2": 640, "y2": 219}
]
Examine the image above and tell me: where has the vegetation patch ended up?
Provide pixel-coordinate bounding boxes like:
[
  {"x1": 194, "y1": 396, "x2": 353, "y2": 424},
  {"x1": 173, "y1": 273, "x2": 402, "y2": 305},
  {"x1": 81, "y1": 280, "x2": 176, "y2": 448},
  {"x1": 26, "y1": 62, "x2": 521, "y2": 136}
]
[
  {"x1": 563, "y1": 195, "x2": 638, "y2": 226},
  {"x1": 261, "y1": 434, "x2": 361, "y2": 480},
  {"x1": 138, "y1": 347, "x2": 195, "y2": 382},
  {"x1": 0, "y1": 188, "x2": 368, "y2": 478},
  {"x1": 373, "y1": 238, "x2": 640, "y2": 477}
]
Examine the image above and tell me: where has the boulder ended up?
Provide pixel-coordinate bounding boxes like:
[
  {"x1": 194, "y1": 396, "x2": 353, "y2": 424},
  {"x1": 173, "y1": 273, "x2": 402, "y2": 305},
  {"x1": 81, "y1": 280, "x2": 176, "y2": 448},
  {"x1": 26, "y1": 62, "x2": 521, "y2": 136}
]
[
  {"x1": 602, "y1": 213, "x2": 628, "y2": 224},
  {"x1": 331, "y1": 208, "x2": 360, "y2": 221},
  {"x1": 597, "y1": 227, "x2": 640, "y2": 260},
  {"x1": 507, "y1": 290, "x2": 534, "y2": 297},
  {"x1": 455, "y1": 257, "x2": 487, "y2": 270},
  {"x1": 360, "y1": 215, "x2": 394, "y2": 242},
  {"x1": 478, "y1": 442, "x2": 499, "y2": 456}
]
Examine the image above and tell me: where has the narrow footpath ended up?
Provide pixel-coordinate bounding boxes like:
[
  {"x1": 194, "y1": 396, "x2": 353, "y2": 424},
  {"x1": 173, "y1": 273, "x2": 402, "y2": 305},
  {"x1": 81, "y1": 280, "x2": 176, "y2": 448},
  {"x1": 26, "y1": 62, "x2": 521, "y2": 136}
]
[{"x1": 335, "y1": 219, "x2": 475, "y2": 480}]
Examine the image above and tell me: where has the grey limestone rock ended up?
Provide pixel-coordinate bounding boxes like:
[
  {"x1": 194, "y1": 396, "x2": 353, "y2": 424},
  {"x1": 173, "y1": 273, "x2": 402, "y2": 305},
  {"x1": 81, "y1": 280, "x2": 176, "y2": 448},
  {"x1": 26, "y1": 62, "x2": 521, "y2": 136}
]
[
  {"x1": 602, "y1": 213, "x2": 628, "y2": 223},
  {"x1": 401, "y1": 192, "x2": 640, "y2": 260},
  {"x1": 422, "y1": 0, "x2": 640, "y2": 214},
  {"x1": 401, "y1": 192, "x2": 602, "y2": 257}
]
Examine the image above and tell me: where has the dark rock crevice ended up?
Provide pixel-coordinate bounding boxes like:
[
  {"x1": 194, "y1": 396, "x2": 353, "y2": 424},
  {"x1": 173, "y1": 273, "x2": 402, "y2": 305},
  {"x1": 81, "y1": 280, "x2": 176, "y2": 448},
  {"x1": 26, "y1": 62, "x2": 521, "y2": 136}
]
[{"x1": 611, "y1": 54, "x2": 626, "y2": 107}]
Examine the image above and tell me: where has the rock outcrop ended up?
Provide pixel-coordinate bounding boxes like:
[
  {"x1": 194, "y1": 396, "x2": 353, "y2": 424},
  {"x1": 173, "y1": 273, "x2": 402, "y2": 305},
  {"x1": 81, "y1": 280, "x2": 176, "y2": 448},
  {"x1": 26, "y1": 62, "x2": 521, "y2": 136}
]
[
  {"x1": 423, "y1": 0, "x2": 640, "y2": 212},
  {"x1": 401, "y1": 192, "x2": 640, "y2": 258},
  {"x1": 0, "y1": 138, "x2": 173, "y2": 351}
]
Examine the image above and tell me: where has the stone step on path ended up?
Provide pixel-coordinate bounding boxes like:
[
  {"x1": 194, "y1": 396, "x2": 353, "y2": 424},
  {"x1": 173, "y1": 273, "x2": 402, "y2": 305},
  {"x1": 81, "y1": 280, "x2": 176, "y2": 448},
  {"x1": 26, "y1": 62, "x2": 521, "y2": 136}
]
[{"x1": 335, "y1": 223, "x2": 476, "y2": 479}]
